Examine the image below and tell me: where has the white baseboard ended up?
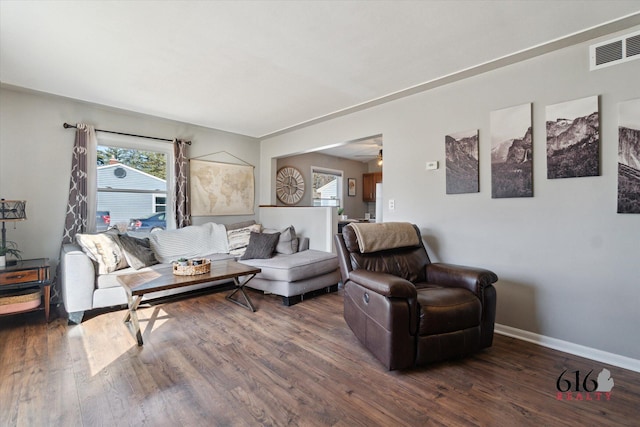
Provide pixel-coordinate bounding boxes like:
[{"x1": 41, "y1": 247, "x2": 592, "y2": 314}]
[{"x1": 494, "y1": 323, "x2": 640, "y2": 373}]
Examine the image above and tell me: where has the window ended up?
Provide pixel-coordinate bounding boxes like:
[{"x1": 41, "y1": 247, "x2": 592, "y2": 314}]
[
  {"x1": 311, "y1": 167, "x2": 343, "y2": 208},
  {"x1": 153, "y1": 194, "x2": 166, "y2": 213},
  {"x1": 95, "y1": 135, "x2": 173, "y2": 235}
]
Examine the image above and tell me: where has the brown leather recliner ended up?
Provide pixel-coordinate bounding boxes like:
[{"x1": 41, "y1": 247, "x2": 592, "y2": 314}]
[{"x1": 335, "y1": 222, "x2": 498, "y2": 370}]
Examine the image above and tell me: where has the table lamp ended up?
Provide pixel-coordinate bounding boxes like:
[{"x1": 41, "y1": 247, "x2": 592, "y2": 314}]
[{"x1": 1, "y1": 199, "x2": 27, "y2": 266}]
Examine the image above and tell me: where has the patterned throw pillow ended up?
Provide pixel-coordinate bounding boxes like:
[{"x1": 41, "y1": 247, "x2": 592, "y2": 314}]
[
  {"x1": 227, "y1": 224, "x2": 262, "y2": 256},
  {"x1": 117, "y1": 234, "x2": 159, "y2": 270},
  {"x1": 225, "y1": 220, "x2": 257, "y2": 231},
  {"x1": 240, "y1": 231, "x2": 280, "y2": 260},
  {"x1": 76, "y1": 231, "x2": 128, "y2": 274}
]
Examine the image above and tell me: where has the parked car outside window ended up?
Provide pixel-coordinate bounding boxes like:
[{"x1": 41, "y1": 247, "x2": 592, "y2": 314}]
[
  {"x1": 127, "y1": 212, "x2": 166, "y2": 232},
  {"x1": 96, "y1": 211, "x2": 111, "y2": 232}
]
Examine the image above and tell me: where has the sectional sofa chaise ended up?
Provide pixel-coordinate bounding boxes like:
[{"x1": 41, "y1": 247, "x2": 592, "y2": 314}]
[{"x1": 60, "y1": 221, "x2": 340, "y2": 323}]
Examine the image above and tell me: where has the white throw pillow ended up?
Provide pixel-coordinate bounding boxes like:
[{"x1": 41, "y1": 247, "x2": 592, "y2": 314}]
[
  {"x1": 227, "y1": 224, "x2": 262, "y2": 257},
  {"x1": 76, "y1": 231, "x2": 128, "y2": 274}
]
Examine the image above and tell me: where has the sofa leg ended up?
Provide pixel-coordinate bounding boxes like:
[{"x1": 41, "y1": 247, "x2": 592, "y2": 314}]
[
  {"x1": 68, "y1": 311, "x2": 84, "y2": 325},
  {"x1": 282, "y1": 284, "x2": 339, "y2": 306},
  {"x1": 326, "y1": 284, "x2": 339, "y2": 293},
  {"x1": 282, "y1": 295, "x2": 302, "y2": 306}
]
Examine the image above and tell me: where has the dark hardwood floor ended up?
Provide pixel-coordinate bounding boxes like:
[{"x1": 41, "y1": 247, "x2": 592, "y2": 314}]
[{"x1": 1, "y1": 288, "x2": 639, "y2": 426}]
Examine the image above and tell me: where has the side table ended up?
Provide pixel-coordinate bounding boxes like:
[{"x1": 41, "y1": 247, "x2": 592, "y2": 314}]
[{"x1": 0, "y1": 258, "x2": 51, "y2": 322}]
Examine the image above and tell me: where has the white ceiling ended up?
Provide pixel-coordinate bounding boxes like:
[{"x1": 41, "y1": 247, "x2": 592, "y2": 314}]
[
  {"x1": 1, "y1": 1, "x2": 639, "y2": 153},
  {"x1": 319, "y1": 135, "x2": 383, "y2": 163}
]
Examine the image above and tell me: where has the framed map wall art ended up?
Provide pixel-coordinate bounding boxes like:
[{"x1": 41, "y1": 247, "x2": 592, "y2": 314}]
[
  {"x1": 189, "y1": 159, "x2": 255, "y2": 216},
  {"x1": 546, "y1": 96, "x2": 599, "y2": 179}
]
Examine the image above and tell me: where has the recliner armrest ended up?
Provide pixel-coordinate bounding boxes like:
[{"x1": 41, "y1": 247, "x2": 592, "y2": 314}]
[
  {"x1": 349, "y1": 270, "x2": 417, "y2": 299},
  {"x1": 426, "y1": 263, "x2": 498, "y2": 296}
]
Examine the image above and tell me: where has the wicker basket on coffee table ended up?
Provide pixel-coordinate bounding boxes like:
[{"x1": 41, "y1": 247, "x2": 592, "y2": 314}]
[{"x1": 172, "y1": 259, "x2": 211, "y2": 276}]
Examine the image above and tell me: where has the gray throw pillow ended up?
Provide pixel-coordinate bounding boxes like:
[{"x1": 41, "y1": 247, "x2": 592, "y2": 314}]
[
  {"x1": 117, "y1": 234, "x2": 159, "y2": 270},
  {"x1": 275, "y1": 225, "x2": 298, "y2": 254},
  {"x1": 240, "y1": 231, "x2": 280, "y2": 260}
]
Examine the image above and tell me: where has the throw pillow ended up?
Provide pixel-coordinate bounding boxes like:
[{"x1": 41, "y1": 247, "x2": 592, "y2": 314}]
[
  {"x1": 76, "y1": 231, "x2": 128, "y2": 274},
  {"x1": 276, "y1": 225, "x2": 298, "y2": 254},
  {"x1": 117, "y1": 234, "x2": 159, "y2": 270},
  {"x1": 240, "y1": 231, "x2": 280, "y2": 260},
  {"x1": 225, "y1": 220, "x2": 257, "y2": 231},
  {"x1": 227, "y1": 223, "x2": 262, "y2": 256},
  {"x1": 264, "y1": 225, "x2": 299, "y2": 254}
]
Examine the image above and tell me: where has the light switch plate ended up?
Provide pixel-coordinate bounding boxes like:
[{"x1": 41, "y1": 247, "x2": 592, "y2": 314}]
[{"x1": 426, "y1": 161, "x2": 439, "y2": 170}]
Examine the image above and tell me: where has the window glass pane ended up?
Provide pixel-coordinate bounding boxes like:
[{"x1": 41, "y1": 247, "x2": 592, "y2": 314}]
[
  {"x1": 154, "y1": 195, "x2": 167, "y2": 212},
  {"x1": 97, "y1": 145, "x2": 168, "y2": 236},
  {"x1": 312, "y1": 168, "x2": 342, "y2": 207}
]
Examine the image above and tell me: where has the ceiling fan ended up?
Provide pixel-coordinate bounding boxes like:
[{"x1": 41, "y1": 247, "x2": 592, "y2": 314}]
[
  {"x1": 352, "y1": 137, "x2": 383, "y2": 162},
  {"x1": 315, "y1": 135, "x2": 382, "y2": 162}
]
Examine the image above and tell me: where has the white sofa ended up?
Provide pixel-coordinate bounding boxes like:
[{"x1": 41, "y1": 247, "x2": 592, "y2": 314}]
[{"x1": 60, "y1": 221, "x2": 340, "y2": 323}]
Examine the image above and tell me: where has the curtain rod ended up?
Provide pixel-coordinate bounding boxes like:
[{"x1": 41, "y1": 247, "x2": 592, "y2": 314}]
[{"x1": 63, "y1": 123, "x2": 191, "y2": 145}]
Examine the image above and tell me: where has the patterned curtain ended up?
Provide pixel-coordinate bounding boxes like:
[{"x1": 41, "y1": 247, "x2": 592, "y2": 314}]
[
  {"x1": 61, "y1": 124, "x2": 97, "y2": 243},
  {"x1": 174, "y1": 139, "x2": 191, "y2": 228},
  {"x1": 54, "y1": 124, "x2": 97, "y2": 303}
]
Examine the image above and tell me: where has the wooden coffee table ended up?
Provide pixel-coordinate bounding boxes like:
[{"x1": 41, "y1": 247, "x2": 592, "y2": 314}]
[{"x1": 117, "y1": 259, "x2": 261, "y2": 345}]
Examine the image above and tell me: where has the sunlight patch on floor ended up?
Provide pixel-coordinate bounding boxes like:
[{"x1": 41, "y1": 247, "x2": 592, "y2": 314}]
[{"x1": 70, "y1": 306, "x2": 173, "y2": 376}]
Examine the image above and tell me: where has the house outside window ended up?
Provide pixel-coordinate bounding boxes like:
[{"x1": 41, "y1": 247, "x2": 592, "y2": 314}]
[
  {"x1": 311, "y1": 166, "x2": 342, "y2": 208},
  {"x1": 153, "y1": 194, "x2": 167, "y2": 213},
  {"x1": 95, "y1": 136, "x2": 173, "y2": 235}
]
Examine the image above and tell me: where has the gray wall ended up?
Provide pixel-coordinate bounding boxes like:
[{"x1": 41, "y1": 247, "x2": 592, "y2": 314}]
[
  {"x1": 0, "y1": 86, "x2": 260, "y2": 269},
  {"x1": 262, "y1": 27, "x2": 640, "y2": 359},
  {"x1": 276, "y1": 152, "x2": 369, "y2": 218}
]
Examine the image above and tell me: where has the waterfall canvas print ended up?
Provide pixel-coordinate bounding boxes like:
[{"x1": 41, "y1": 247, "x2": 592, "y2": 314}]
[
  {"x1": 490, "y1": 103, "x2": 533, "y2": 198},
  {"x1": 617, "y1": 98, "x2": 640, "y2": 214},
  {"x1": 546, "y1": 96, "x2": 599, "y2": 179},
  {"x1": 445, "y1": 129, "x2": 479, "y2": 194}
]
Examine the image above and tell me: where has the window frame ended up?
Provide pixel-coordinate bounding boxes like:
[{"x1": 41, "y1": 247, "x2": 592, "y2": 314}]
[
  {"x1": 310, "y1": 166, "x2": 343, "y2": 208},
  {"x1": 153, "y1": 194, "x2": 167, "y2": 213},
  {"x1": 95, "y1": 133, "x2": 175, "y2": 231}
]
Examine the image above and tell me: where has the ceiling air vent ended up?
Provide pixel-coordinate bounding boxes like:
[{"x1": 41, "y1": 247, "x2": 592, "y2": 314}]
[
  {"x1": 626, "y1": 34, "x2": 640, "y2": 57},
  {"x1": 590, "y1": 30, "x2": 640, "y2": 70}
]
